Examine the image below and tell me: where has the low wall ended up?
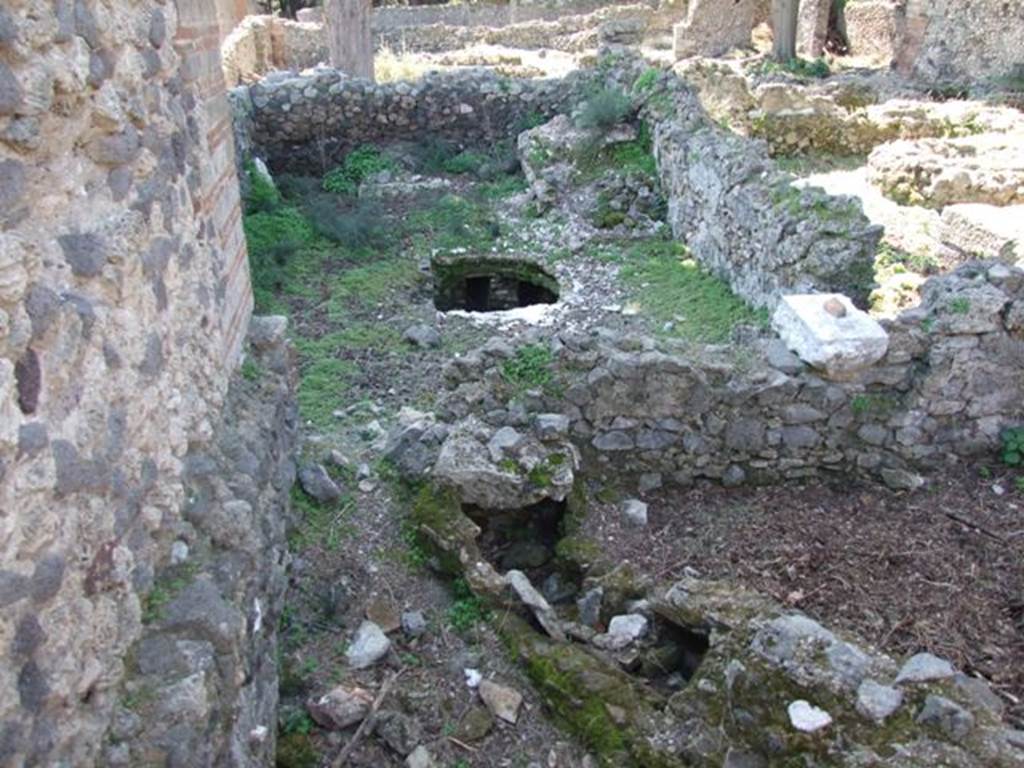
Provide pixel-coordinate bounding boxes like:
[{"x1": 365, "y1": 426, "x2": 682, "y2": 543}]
[
  {"x1": 103, "y1": 317, "x2": 296, "y2": 767},
  {"x1": 238, "y1": 68, "x2": 574, "y2": 173},
  {"x1": 439, "y1": 262, "x2": 1024, "y2": 488}
]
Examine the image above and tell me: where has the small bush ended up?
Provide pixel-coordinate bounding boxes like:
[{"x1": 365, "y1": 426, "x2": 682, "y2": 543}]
[
  {"x1": 322, "y1": 145, "x2": 394, "y2": 196},
  {"x1": 1001, "y1": 427, "x2": 1024, "y2": 466},
  {"x1": 502, "y1": 344, "x2": 554, "y2": 390},
  {"x1": 447, "y1": 578, "x2": 489, "y2": 633},
  {"x1": 305, "y1": 196, "x2": 383, "y2": 250},
  {"x1": 756, "y1": 57, "x2": 831, "y2": 80},
  {"x1": 633, "y1": 67, "x2": 661, "y2": 95},
  {"x1": 442, "y1": 150, "x2": 489, "y2": 176},
  {"x1": 576, "y1": 88, "x2": 632, "y2": 132}
]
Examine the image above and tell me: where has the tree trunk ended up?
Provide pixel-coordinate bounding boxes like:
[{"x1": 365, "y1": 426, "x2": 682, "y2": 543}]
[
  {"x1": 324, "y1": 0, "x2": 375, "y2": 81},
  {"x1": 772, "y1": 0, "x2": 800, "y2": 61}
]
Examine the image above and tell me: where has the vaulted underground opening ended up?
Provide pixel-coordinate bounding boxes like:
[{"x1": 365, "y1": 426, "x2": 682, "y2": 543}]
[
  {"x1": 433, "y1": 258, "x2": 560, "y2": 312},
  {"x1": 463, "y1": 499, "x2": 580, "y2": 603},
  {"x1": 632, "y1": 616, "x2": 710, "y2": 693}
]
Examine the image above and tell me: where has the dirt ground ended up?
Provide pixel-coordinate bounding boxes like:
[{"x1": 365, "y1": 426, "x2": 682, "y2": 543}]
[{"x1": 582, "y1": 464, "x2": 1024, "y2": 729}]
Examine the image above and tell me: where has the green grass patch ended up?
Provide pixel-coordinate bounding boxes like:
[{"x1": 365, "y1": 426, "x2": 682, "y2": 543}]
[
  {"x1": 288, "y1": 484, "x2": 354, "y2": 552},
  {"x1": 616, "y1": 240, "x2": 767, "y2": 343},
  {"x1": 323, "y1": 145, "x2": 394, "y2": 196},
  {"x1": 502, "y1": 344, "x2": 554, "y2": 391}
]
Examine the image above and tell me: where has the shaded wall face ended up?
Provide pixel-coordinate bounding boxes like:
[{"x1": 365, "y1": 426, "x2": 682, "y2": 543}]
[
  {"x1": 896, "y1": 0, "x2": 1024, "y2": 82},
  {"x1": 0, "y1": 0, "x2": 250, "y2": 764}
]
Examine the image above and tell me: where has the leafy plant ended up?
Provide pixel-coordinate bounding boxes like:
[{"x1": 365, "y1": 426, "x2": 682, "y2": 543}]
[
  {"x1": 633, "y1": 67, "x2": 661, "y2": 95},
  {"x1": 756, "y1": 56, "x2": 831, "y2": 79},
  {"x1": 447, "y1": 578, "x2": 489, "y2": 633},
  {"x1": 949, "y1": 297, "x2": 971, "y2": 315},
  {"x1": 576, "y1": 87, "x2": 632, "y2": 132},
  {"x1": 442, "y1": 150, "x2": 489, "y2": 176},
  {"x1": 502, "y1": 344, "x2": 554, "y2": 391},
  {"x1": 1001, "y1": 427, "x2": 1024, "y2": 466},
  {"x1": 322, "y1": 145, "x2": 394, "y2": 196},
  {"x1": 306, "y1": 197, "x2": 384, "y2": 250}
]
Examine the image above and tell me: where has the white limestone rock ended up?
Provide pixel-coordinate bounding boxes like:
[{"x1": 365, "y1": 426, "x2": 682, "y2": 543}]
[
  {"x1": 787, "y1": 700, "x2": 833, "y2": 732},
  {"x1": 940, "y1": 203, "x2": 1024, "y2": 265},
  {"x1": 772, "y1": 294, "x2": 888, "y2": 378}
]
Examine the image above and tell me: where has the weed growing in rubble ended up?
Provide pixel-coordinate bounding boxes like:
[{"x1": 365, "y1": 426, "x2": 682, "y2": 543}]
[
  {"x1": 322, "y1": 145, "x2": 394, "y2": 196},
  {"x1": 576, "y1": 87, "x2": 632, "y2": 132},
  {"x1": 1001, "y1": 427, "x2": 1024, "y2": 467},
  {"x1": 502, "y1": 344, "x2": 554, "y2": 391}
]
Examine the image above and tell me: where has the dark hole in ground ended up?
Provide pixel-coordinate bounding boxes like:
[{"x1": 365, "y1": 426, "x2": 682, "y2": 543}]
[
  {"x1": 632, "y1": 617, "x2": 710, "y2": 693},
  {"x1": 433, "y1": 260, "x2": 559, "y2": 312},
  {"x1": 463, "y1": 499, "x2": 576, "y2": 600}
]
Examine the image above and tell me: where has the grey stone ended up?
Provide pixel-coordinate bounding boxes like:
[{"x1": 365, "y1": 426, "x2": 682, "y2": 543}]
[
  {"x1": 953, "y1": 673, "x2": 1004, "y2": 717},
  {"x1": 857, "y1": 423, "x2": 889, "y2": 446},
  {"x1": 592, "y1": 430, "x2": 633, "y2": 451},
  {"x1": 725, "y1": 419, "x2": 765, "y2": 452},
  {"x1": 52, "y1": 440, "x2": 110, "y2": 497},
  {"x1": 406, "y1": 745, "x2": 437, "y2": 768},
  {"x1": 11, "y1": 615, "x2": 45, "y2": 658},
  {"x1": 880, "y1": 467, "x2": 924, "y2": 491},
  {"x1": 248, "y1": 315, "x2": 288, "y2": 350},
  {"x1": 403, "y1": 323, "x2": 441, "y2": 349},
  {"x1": 346, "y1": 621, "x2": 390, "y2": 668},
  {"x1": 506, "y1": 570, "x2": 565, "y2": 641},
  {"x1": 0, "y1": 159, "x2": 24, "y2": 211},
  {"x1": 594, "y1": 613, "x2": 648, "y2": 651},
  {"x1": 856, "y1": 679, "x2": 903, "y2": 722},
  {"x1": 58, "y1": 233, "x2": 106, "y2": 278},
  {"x1": 148, "y1": 8, "x2": 166, "y2": 48},
  {"x1": 17, "y1": 661, "x2": 48, "y2": 712},
  {"x1": 782, "y1": 404, "x2": 826, "y2": 424},
  {"x1": 781, "y1": 426, "x2": 820, "y2": 449},
  {"x1": 383, "y1": 411, "x2": 448, "y2": 479},
  {"x1": 74, "y1": 0, "x2": 100, "y2": 48},
  {"x1": 25, "y1": 284, "x2": 59, "y2": 339},
  {"x1": 138, "y1": 332, "x2": 164, "y2": 377},
  {"x1": 376, "y1": 710, "x2": 422, "y2": 756},
  {"x1": 540, "y1": 571, "x2": 577, "y2": 604},
  {"x1": 895, "y1": 652, "x2": 955, "y2": 685},
  {"x1": 30, "y1": 553, "x2": 64, "y2": 602},
  {"x1": 722, "y1": 465, "x2": 746, "y2": 487},
  {"x1": 622, "y1": 498, "x2": 648, "y2": 527},
  {"x1": 0, "y1": 62, "x2": 22, "y2": 115},
  {"x1": 577, "y1": 586, "x2": 603, "y2": 627},
  {"x1": 487, "y1": 426, "x2": 522, "y2": 461},
  {"x1": 535, "y1": 413, "x2": 570, "y2": 440},
  {"x1": 478, "y1": 679, "x2": 523, "y2": 724},
  {"x1": 0, "y1": 7, "x2": 17, "y2": 45},
  {"x1": 298, "y1": 463, "x2": 341, "y2": 503},
  {"x1": 638, "y1": 472, "x2": 663, "y2": 493},
  {"x1": 915, "y1": 695, "x2": 974, "y2": 742},
  {"x1": 401, "y1": 610, "x2": 427, "y2": 637},
  {"x1": 160, "y1": 578, "x2": 243, "y2": 652},
  {"x1": 17, "y1": 423, "x2": 48, "y2": 459},
  {"x1": 87, "y1": 49, "x2": 113, "y2": 87},
  {"x1": 307, "y1": 686, "x2": 372, "y2": 730},
  {"x1": 86, "y1": 127, "x2": 140, "y2": 166},
  {"x1": 2, "y1": 116, "x2": 41, "y2": 151},
  {"x1": 0, "y1": 571, "x2": 29, "y2": 608}
]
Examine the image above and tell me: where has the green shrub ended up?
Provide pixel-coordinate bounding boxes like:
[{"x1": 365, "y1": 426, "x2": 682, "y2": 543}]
[
  {"x1": 322, "y1": 145, "x2": 394, "y2": 196},
  {"x1": 502, "y1": 344, "x2": 554, "y2": 390},
  {"x1": 576, "y1": 88, "x2": 632, "y2": 132},
  {"x1": 447, "y1": 578, "x2": 489, "y2": 633},
  {"x1": 756, "y1": 57, "x2": 831, "y2": 80},
  {"x1": 1001, "y1": 427, "x2": 1024, "y2": 466},
  {"x1": 632, "y1": 67, "x2": 661, "y2": 95},
  {"x1": 442, "y1": 150, "x2": 489, "y2": 176},
  {"x1": 305, "y1": 197, "x2": 383, "y2": 250}
]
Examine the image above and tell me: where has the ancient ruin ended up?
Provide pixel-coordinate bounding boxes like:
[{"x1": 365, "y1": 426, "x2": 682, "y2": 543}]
[{"x1": 2, "y1": 1, "x2": 1024, "y2": 767}]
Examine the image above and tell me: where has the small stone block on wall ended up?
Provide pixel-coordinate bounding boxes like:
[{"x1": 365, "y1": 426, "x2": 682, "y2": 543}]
[{"x1": 772, "y1": 294, "x2": 889, "y2": 378}]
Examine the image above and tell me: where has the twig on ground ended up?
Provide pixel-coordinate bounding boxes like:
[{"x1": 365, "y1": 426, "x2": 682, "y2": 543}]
[{"x1": 332, "y1": 669, "x2": 403, "y2": 767}]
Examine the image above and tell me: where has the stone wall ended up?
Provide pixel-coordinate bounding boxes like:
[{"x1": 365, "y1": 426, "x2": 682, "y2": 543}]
[
  {"x1": 438, "y1": 262, "x2": 1024, "y2": 490},
  {"x1": 221, "y1": 16, "x2": 327, "y2": 87},
  {"x1": 895, "y1": 0, "x2": 1024, "y2": 83},
  {"x1": 238, "y1": 68, "x2": 573, "y2": 173},
  {"x1": 0, "y1": 0, "x2": 259, "y2": 765},
  {"x1": 103, "y1": 317, "x2": 296, "y2": 768}
]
